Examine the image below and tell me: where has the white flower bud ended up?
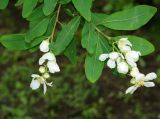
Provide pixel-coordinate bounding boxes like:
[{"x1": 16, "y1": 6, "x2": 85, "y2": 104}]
[
  {"x1": 40, "y1": 39, "x2": 50, "y2": 52},
  {"x1": 109, "y1": 52, "x2": 119, "y2": 60},
  {"x1": 99, "y1": 54, "x2": 109, "y2": 61},
  {"x1": 117, "y1": 61, "x2": 129, "y2": 74},
  {"x1": 107, "y1": 59, "x2": 116, "y2": 69},
  {"x1": 43, "y1": 73, "x2": 50, "y2": 79},
  {"x1": 118, "y1": 38, "x2": 132, "y2": 53},
  {"x1": 39, "y1": 66, "x2": 46, "y2": 73},
  {"x1": 130, "y1": 67, "x2": 139, "y2": 77}
]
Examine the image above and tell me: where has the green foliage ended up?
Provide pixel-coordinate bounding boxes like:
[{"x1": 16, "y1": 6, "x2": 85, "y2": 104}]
[
  {"x1": 0, "y1": 0, "x2": 158, "y2": 83},
  {"x1": 43, "y1": 0, "x2": 58, "y2": 16},
  {"x1": 100, "y1": 5, "x2": 157, "y2": 30},
  {"x1": 0, "y1": 0, "x2": 9, "y2": 9},
  {"x1": 60, "y1": 0, "x2": 71, "y2": 4},
  {"x1": 0, "y1": 34, "x2": 28, "y2": 50},
  {"x1": 85, "y1": 33, "x2": 111, "y2": 83},
  {"x1": 81, "y1": 22, "x2": 97, "y2": 54},
  {"x1": 72, "y1": 0, "x2": 92, "y2": 21},
  {"x1": 22, "y1": 0, "x2": 39, "y2": 18},
  {"x1": 50, "y1": 16, "x2": 81, "y2": 55},
  {"x1": 25, "y1": 17, "x2": 50, "y2": 43},
  {"x1": 64, "y1": 39, "x2": 77, "y2": 64}
]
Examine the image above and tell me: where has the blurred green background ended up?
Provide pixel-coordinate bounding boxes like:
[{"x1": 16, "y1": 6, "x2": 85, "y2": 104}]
[{"x1": 0, "y1": 0, "x2": 160, "y2": 119}]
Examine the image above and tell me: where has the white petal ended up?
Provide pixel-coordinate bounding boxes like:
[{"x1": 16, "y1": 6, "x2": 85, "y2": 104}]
[
  {"x1": 145, "y1": 72, "x2": 157, "y2": 81},
  {"x1": 31, "y1": 74, "x2": 40, "y2": 78},
  {"x1": 117, "y1": 62, "x2": 129, "y2": 74},
  {"x1": 126, "y1": 51, "x2": 140, "y2": 62},
  {"x1": 144, "y1": 82, "x2": 155, "y2": 87},
  {"x1": 99, "y1": 54, "x2": 109, "y2": 61},
  {"x1": 30, "y1": 79, "x2": 41, "y2": 90},
  {"x1": 47, "y1": 61, "x2": 60, "y2": 73},
  {"x1": 125, "y1": 86, "x2": 138, "y2": 94},
  {"x1": 120, "y1": 46, "x2": 131, "y2": 53},
  {"x1": 130, "y1": 67, "x2": 139, "y2": 77},
  {"x1": 135, "y1": 73, "x2": 145, "y2": 81},
  {"x1": 126, "y1": 57, "x2": 137, "y2": 67},
  {"x1": 109, "y1": 52, "x2": 119, "y2": 60},
  {"x1": 43, "y1": 83, "x2": 47, "y2": 94},
  {"x1": 107, "y1": 59, "x2": 116, "y2": 69},
  {"x1": 39, "y1": 52, "x2": 56, "y2": 65},
  {"x1": 40, "y1": 39, "x2": 50, "y2": 52},
  {"x1": 46, "y1": 82, "x2": 53, "y2": 87},
  {"x1": 119, "y1": 38, "x2": 132, "y2": 46}
]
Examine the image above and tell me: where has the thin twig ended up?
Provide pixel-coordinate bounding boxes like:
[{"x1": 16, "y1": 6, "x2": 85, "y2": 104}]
[
  {"x1": 95, "y1": 27, "x2": 111, "y2": 41},
  {"x1": 50, "y1": 4, "x2": 61, "y2": 41}
]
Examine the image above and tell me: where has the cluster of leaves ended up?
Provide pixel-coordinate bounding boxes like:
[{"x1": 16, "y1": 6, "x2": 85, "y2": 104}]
[{"x1": 0, "y1": 0, "x2": 157, "y2": 83}]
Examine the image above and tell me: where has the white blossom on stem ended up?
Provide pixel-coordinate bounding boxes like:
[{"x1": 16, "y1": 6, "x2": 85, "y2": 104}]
[
  {"x1": 40, "y1": 39, "x2": 50, "y2": 52},
  {"x1": 118, "y1": 38, "x2": 132, "y2": 53},
  {"x1": 125, "y1": 72, "x2": 157, "y2": 94},
  {"x1": 30, "y1": 74, "x2": 53, "y2": 94}
]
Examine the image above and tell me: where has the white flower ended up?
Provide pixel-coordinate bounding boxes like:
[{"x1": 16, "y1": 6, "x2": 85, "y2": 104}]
[
  {"x1": 130, "y1": 67, "x2": 139, "y2": 77},
  {"x1": 39, "y1": 52, "x2": 56, "y2": 65},
  {"x1": 107, "y1": 52, "x2": 119, "y2": 69},
  {"x1": 99, "y1": 54, "x2": 109, "y2": 61},
  {"x1": 125, "y1": 51, "x2": 141, "y2": 67},
  {"x1": 40, "y1": 39, "x2": 50, "y2": 52},
  {"x1": 117, "y1": 61, "x2": 129, "y2": 74},
  {"x1": 109, "y1": 52, "x2": 119, "y2": 60},
  {"x1": 125, "y1": 72, "x2": 157, "y2": 94},
  {"x1": 125, "y1": 51, "x2": 141, "y2": 62},
  {"x1": 30, "y1": 74, "x2": 53, "y2": 94},
  {"x1": 107, "y1": 59, "x2": 116, "y2": 69},
  {"x1": 118, "y1": 38, "x2": 132, "y2": 53},
  {"x1": 47, "y1": 61, "x2": 60, "y2": 73}
]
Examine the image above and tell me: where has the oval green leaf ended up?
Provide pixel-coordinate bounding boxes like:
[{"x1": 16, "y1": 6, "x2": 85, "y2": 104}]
[
  {"x1": 50, "y1": 16, "x2": 81, "y2": 55},
  {"x1": 43, "y1": 0, "x2": 58, "y2": 16},
  {"x1": 72, "y1": 0, "x2": 92, "y2": 21},
  {"x1": 100, "y1": 5, "x2": 157, "y2": 30}
]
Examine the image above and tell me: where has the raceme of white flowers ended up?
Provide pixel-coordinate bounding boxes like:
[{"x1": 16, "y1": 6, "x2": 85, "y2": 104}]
[
  {"x1": 99, "y1": 38, "x2": 157, "y2": 94},
  {"x1": 30, "y1": 38, "x2": 60, "y2": 94}
]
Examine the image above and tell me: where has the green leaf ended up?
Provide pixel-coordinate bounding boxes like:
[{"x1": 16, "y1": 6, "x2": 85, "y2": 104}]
[
  {"x1": 43, "y1": 0, "x2": 58, "y2": 16},
  {"x1": 72, "y1": 0, "x2": 92, "y2": 21},
  {"x1": 50, "y1": 16, "x2": 81, "y2": 55},
  {"x1": 44, "y1": 14, "x2": 56, "y2": 36},
  {"x1": 81, "y1": 22, "x2": 97, "y2": 54},
  {"x1": 25, "y1": 17, "x2": 50, "y2": 43},
  {"x1": 15, "y1": 0, "x2": 24, "y2": 7},
  {"x1": 100, "y1": 5, "x2": 157, "y2": 30},
  {"x1": 85, "y1": 33, "x2": 111, "y2": 83},
  {"x1": 22, "y1": 0, "x2": 38, "y2": 18},
  {"x1": 64, "y1": 39, "x2": 77, "y2": 64},
  {"x1": 27, "y1": 5, "x2": 45, "y2": 21},
  {"x1": 30, "y1": 36, "x2": 47, "y2": 48},
  {"x1": 60, "y1": 0, "x2": 71, "y2": 4},
  {"x1": 0, "y1": 34, "x2": 29, "y2": 50},
  {"x1": 91, "y1": 13, "x2": 108, "y2": 25},
  {"x1": 114, "y1": 35, "x2": 155, "y2": 56},
  {"x1": 0, "y1": 0, "x2": 9, "y2": 9}
]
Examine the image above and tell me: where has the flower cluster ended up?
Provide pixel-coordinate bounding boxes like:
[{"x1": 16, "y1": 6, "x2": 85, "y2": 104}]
[
  {"x1": 30, "y1": 39, "x2": 60, "y2": 94},
  {"x1": 99, "y1": 38, "x2": 157, "y2": 94}
]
